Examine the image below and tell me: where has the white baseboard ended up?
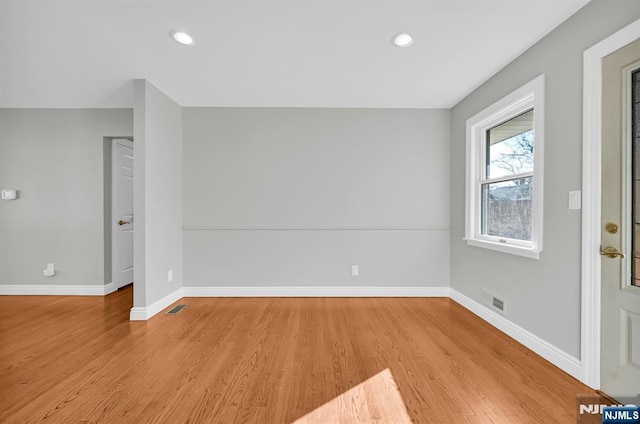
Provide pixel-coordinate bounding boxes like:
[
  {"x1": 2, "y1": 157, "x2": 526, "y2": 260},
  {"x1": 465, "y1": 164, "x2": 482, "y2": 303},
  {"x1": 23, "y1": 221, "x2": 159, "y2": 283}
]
[
  {"x1": 182, "y1": 286, "x2": 451, "y2": 297},
  {"x1": 0, "y1": 282, "x2": 117, "y2": 296},
  {"x1": 130, "y1": 288, "x2": 184, "y2": 321},
  {"x1": 449, "y1": 288, "x2": 581, "y2": 380}
]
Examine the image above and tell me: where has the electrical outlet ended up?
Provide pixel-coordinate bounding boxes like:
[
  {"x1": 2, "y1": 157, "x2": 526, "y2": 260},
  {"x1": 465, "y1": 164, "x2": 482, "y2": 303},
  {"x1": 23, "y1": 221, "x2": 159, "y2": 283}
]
[
  {"x1": 351, "y1": 265, "x2": 359, "y2": 276},
  {"x1": 168, "y1": 270, "x2": 173, "y2": 282}
]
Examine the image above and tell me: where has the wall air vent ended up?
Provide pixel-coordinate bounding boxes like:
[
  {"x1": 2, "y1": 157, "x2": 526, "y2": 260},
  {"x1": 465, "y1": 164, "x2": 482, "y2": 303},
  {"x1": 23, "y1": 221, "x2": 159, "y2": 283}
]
[
  {"x1": 481, "y1": 289, "x2": 507, "y2": 315},
  {"x1": 492, "y1": 297, "x2": 505, "y2": 312},
  {"x1": 165, "y1": 304, "x2": 187, "y2": 315}
]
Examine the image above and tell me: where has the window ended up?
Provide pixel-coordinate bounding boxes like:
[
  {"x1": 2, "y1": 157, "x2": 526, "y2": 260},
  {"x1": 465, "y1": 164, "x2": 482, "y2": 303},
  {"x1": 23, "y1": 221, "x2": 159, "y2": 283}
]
[
  {"x1": 632, "y1": 69, "x2": 640, "y2": 287},
  {"x1": 465, "y1": 75, "x2": 545, "y2": 259}
]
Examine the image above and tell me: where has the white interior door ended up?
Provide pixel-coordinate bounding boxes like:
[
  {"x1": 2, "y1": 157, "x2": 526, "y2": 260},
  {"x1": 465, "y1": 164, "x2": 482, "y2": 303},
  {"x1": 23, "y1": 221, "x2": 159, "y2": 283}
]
[
  {"x1": 112, "y1": 139, "x2": 134, "y2": 289},
  {"x1": 601, "y1": 39, "x2": 640, "y2": 400}
]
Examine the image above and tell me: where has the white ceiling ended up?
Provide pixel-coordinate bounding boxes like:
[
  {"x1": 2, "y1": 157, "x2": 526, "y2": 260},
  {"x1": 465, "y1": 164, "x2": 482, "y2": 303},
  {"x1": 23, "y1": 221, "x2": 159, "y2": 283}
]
[{"x1": 0, "y1": 0, "x2": 590, "y2": 109}]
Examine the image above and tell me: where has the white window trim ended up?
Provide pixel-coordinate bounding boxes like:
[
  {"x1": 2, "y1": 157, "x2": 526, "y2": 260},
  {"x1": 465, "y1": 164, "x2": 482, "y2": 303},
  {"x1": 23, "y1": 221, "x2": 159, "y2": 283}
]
[{"x1": 464, "y1": 74, "x2": 545, "y2": 259}]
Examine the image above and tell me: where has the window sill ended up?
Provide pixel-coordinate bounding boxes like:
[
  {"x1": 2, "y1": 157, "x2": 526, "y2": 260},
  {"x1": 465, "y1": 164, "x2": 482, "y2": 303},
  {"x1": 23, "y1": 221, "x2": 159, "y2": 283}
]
[{"x1": 464, "y1": 238, "x2": 540, "y2": 260}]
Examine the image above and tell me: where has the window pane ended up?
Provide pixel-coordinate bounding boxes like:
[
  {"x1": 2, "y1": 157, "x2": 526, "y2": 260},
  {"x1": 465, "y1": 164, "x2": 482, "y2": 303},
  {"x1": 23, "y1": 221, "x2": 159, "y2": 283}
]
[
  {"x1": 486, "y1": 110, "x2": 534, "y2": 178},
  {"x1": 633, "y1": 69, "x2": 640, "y2": 286},
  {"x1": 481, "y1": 177, "x2": 533, "y2": 241}
]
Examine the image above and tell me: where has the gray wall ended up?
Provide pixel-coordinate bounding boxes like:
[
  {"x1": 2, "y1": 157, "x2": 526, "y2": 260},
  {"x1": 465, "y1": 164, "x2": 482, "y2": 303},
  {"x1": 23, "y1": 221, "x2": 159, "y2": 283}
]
[
  {"x1": 133, "y1": 80, "x2": 183, "y2": 307},
  {"x1": 450, "y1": 0, "x2": 640, "y2": 358},
  {"x1": 183, "y1": 108, "x2": 450, "y2": 287},
  {"x1": 0, "y1": 109, "x2": 133, "y2": 285}
]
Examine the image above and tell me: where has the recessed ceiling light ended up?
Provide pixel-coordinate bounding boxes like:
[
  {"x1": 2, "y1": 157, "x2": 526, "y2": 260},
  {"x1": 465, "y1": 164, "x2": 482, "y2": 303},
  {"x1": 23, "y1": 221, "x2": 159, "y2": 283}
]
[
  {"x1": 169, "y1": 30, "x2": 195, "y2": 46},
  {"x1": 392, "y1": 33, "x2": 414, "y2": 48}
]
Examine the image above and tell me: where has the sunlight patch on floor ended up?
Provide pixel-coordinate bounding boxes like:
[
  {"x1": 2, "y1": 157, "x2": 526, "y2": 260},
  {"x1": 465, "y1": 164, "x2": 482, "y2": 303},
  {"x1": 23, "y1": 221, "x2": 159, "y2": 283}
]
[{"x1": 292, "y1": 368, "x2": 412, "y2": 424}]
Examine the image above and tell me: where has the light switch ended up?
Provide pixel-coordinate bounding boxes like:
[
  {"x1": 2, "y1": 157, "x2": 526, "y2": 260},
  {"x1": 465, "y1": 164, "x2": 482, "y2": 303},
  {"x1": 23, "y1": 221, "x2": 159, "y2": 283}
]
[
  {"x1": 568, "y1": 190, "x2": 581, "y2": 210},
  {"x1": 1, "y1": 189, "x2": 17, "y2": 200}
]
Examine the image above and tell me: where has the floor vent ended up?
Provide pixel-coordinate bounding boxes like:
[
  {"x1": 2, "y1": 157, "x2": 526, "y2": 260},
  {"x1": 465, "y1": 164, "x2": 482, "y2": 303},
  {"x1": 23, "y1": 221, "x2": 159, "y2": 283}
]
[
  {"x1": 481, "y1": 289, "x2": 507, "y2": 315},
  {"x1": 165, "y1": 304, "x2": 187, "y2": 315}
]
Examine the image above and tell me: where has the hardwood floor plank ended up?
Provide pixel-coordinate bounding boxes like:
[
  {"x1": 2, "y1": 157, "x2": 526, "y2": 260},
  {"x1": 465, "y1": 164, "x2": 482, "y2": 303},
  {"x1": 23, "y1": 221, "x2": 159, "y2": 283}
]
[{"x1": 0, "y1": 289, "x2": 597, "y2": 423}]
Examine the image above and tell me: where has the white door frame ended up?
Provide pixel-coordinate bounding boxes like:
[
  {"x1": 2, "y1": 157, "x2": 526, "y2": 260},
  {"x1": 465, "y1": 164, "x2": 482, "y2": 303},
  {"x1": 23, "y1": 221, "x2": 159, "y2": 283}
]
[
  {"x1": 581, "y1": 17, "x2": 640, "y2": 389},
  {"x1": 112, "y1": 138, "x2": 134, "y2": 289}
]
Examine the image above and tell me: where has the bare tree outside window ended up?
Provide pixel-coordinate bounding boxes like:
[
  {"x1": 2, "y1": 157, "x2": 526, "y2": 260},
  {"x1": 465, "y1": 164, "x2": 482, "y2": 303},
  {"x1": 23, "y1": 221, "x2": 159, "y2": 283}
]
[
  {"x1": 488, "y1": 131, "x2": 533, "y2": 178},
  {"x1": 466, "y1": 76, "x2": 544, "y2": 258},
  {"x1": 482, "y1": 111, "x2": 534, "y2": 241}
]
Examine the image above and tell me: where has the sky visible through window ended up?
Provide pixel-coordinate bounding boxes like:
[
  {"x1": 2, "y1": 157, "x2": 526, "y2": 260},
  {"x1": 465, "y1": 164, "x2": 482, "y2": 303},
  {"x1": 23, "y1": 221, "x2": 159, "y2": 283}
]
[{"x1": 488, "y1": 130, "x2": 534, "y2": 180}]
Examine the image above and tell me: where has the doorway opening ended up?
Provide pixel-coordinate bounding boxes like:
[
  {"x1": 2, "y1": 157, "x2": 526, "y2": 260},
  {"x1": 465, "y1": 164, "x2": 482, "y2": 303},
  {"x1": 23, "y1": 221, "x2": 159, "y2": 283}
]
[
  {"x1": 581, "y1": 17, "x2": 640, "y2": 395},
  {"x1": 103, "y1": 137, "x2": 134, "y2": 295},
  {"x1": 599, "y1": 40, "x2": 640, "y2": 400}
]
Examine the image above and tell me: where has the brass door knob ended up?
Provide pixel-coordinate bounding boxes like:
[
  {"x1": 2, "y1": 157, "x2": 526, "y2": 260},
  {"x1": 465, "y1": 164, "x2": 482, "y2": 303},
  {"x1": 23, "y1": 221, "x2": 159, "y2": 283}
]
[
  {"x1": 118, "y1": 220, "x2": 130, "y2": 226},
  {"x1": 600, "y1": 246, "x2": 625, "y2": 258},
  {"x1": 605, "y1": 223, "x2": 619, "y2": 234}
]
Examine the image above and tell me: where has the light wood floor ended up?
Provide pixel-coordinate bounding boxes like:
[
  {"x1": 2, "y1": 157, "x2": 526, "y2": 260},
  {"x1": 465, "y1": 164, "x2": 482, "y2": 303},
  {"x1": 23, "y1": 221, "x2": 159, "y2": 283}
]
[{"x1": 0, "y1": 286, "x2": 599, "y2": 423}]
